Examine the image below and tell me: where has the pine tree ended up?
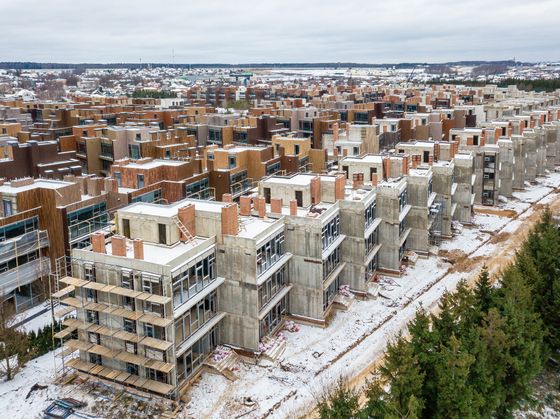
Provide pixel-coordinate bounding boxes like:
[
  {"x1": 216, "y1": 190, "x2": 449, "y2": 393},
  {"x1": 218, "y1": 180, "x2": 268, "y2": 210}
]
[
  {"x1": 495, "y1": 265, "x2": 545, "y2": 415},
  {"x1": 520, "y1": 209, "x2": 560, "y2": 351},
  {"x1": 363, "y1": 334, "x2": 425, "y2": 418},
  {"x1": 474, "y1": 265, "x2": 494, "y2": 316},
  {"x1": 317, "y1": 378, "x2": 360, "y2": 419},
  {"x1": 433, "y1": 335, "x2": 477, "y2": 418}
]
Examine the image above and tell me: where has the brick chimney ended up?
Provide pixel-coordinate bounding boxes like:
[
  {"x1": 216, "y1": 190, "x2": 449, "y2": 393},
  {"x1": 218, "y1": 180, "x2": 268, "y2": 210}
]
[
  {"x1": 258, "y1": 197, "x2": 266, "y2": 218},
  {"x1": 91, "y1": 232, "x2": 106, "y2": 254},
  {"x1": 239, "y1": 196, "x2": 251, "y2": 216},
  {"x1": 270, "y1": 197, "x2": 282, "y2": 214},
  {"x1": 289, "y1": 200, "x2": 298, "y2": 216},
  {"x1": 222, "y1": 193, "x2": 232, "y2": 203},
  {"x1": 111, "y1": 235, "x2": 127, "y2": 257},
  {"x1": 310, "y1": 176, "x2": 321, "y2": 204},
  {"x1": 133, "y1": 238, "x2": 144, "y2": 260},
  {"x1": 335, "y1": 173, "x2": 345, "y2": 200},
  {"x1": 332, "y1": 122, "x2": 339, "y2": 141},
  {"x1": 382, "y1": 157, "x2": 390, "y2": 180},
  {"x1": 221, "y1": 203, "x2": 239, "y2": 236},
  {"x1": 371, "y1": 173, "x2": 378, "y2": 186},
  {"x1": 178, "y1": 204, "x2": 196, "y2": 238}
]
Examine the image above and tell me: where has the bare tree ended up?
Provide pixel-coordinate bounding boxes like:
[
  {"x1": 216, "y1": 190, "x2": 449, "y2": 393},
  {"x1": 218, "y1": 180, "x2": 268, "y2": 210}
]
[{"x1": 0, "y1": 302, "x2": 31, "y2": 380}]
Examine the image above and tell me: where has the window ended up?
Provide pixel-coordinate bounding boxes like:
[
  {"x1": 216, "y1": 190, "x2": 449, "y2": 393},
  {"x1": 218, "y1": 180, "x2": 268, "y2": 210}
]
[
  {"x1": 2, "y1": 200, "x2": 12, "y2": 217},
  {"x1": 256, "y1": 232, "x2": 285, "y2": 276},
  {"x1": 88, "y1": 332, "x2": 100, "y2": 345},
  {"x1": 473, "y1": 135, "x2": 479, "y2": 146},
  {"x1": 126, "y1": 363, "x2": 139, "y2": 375},
  {"x1": 323, "y1": 246, "x2": 341, "y2": 281},
  {"x1": 365, "y1": 228, "x2": 378, "y2": 255},
  {"x1": 423, "y1": 150, "x2": 430, "y2": 163},
  {"x1": 323, "y1": 276, "x2": 340, "y2": 311},
  {"x1": 158, "y1": 223, "x2": 166, "y2": 244},
  {"x1": 294, "y1": 144, "x2": 300, "y2": 155},
  {"x1": 86, "y1": 310, "x2": 99, "y2": 325},
  {"x1": 122, "y1": 218, "x2": 130, "y2": 238},
  {"x1": 365, "y1": 200, "x2": 376, "y2": 228},
  {"x1": 89, "y1": 353, "x2": 102, "y2": 365},
  {"x1": 353, "y1": 147, "x2": 359, "y2": 156},
  {"x1": 172, "y1": 251, "x2": 217, "y2": 308},
  {"x1": 143, "y1": 323, "x2": 155, "y2": 338},
  {"x1": 228, "y1": 155, "x2": 236, "y2": 169},
  {"x1": 259, "y1": 296, "x2": 288, "y2": 339},
  {"x1": 137, "y1": 174, "x2": 145, "y2": 188},
  {"x1": 124, "y1": 319, "x2": 136, "y2": 333},
  {"x1": 321, "y1": 216, "x2": 340, "y2": 250},
  {"x1": 263, "y1": 187, "x2": 271, "y2": 204},
  {"x1": 258, "y1": 266, "x2": 286, "y2": 310},
  {"x1": 295, "y1": 191, "x2": 303, "y2": 207},
  {"x1": 114, "y1": 172, "x2": 121, "y2": 187}
]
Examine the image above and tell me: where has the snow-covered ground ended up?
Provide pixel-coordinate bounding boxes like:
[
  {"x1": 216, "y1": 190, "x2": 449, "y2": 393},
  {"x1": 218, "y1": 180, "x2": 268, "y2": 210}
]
[{"x1": 1, "y1": 173, "x2": 560, "y2": 419}]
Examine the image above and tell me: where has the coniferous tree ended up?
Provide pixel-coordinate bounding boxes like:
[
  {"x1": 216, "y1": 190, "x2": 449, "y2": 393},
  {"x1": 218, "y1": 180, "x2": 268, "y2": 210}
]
[
  {"x1": 433, "y1": 335, "x2": 477, "y2": 418},
  {"x1": 317, "y1": 378, "x2": 360, "y2": 419},
  {"x1": 495, "y1": 266, "x2": 545, "y2": 415}
]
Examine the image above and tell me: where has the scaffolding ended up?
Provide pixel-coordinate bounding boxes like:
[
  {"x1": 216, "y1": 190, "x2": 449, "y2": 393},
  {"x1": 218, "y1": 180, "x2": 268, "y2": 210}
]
[
  {"x1": 50, "y1": 253, "x2": 177, "y2": 399},
  {"x1": 428, "y1": 196, "x2": 444, "y2": 247}
]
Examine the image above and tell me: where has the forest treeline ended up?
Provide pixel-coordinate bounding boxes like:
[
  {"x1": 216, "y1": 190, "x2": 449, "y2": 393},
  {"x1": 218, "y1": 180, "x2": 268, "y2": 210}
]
[{"x1": 319, "y1": 210, "x2": 560, "y2": 418}]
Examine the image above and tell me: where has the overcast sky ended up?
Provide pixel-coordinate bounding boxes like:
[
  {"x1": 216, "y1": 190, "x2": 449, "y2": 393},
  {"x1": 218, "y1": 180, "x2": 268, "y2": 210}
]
[{"x1": 2, "y1": 0, "x2": 559, "y2": 64}]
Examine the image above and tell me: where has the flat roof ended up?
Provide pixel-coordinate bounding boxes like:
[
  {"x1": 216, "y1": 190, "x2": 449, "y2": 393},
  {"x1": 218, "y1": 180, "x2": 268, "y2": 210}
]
[
  {"x1": 0, "y1": 178, "x2": 71, "y2": 193},
  {"x1": 124, "y1": 159, "x2": 186, "y2": 170}
]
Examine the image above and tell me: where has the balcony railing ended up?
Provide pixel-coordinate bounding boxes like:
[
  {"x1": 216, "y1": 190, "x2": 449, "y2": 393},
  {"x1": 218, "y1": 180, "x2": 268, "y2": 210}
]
[
  {"x1": 0, "y1": 230, "x2": 48, "y2": 266},
  {"x1": 0, "y1": 257, "x2": 51, "y2": 296}
]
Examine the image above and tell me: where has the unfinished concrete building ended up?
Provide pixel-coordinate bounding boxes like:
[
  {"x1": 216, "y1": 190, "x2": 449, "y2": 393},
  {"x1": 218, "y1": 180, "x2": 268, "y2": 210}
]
[
  {"x1": 406, "y1": 167, "x2": 437, "y2": 254},
  {"x1": 452, "y1": 153, "x2": 475, "y2": 224},
  {"x1": 376, "y1": 177, "x2": 410, "y2": 273},
  {"x1": 431, "y1": 162, "x2": 457, "y2": 238}
]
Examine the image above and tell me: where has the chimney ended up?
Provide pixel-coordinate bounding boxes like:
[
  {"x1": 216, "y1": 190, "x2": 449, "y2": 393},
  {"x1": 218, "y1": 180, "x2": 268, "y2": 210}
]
[
  {"x1": 239, "y1": 195, "x2": 252, "y2": 216},
  {"x1": 178, "y1": 204, "x2": 196, "y2": 238},
  {"x1": 91, "y1": 232, "x2": 106, "y2": 254},
  {"x1": 222, "y1": 193, "x2": 232, "y2": 203},
  {"x1": 133, "y1": 238, "x2": 144, "y2": 260},
  {"x1": 310, "y1": 176, "x2": 321, "y2": 204},
  {"x1": 352, "y1": 173, "x2": 363, "y2": 189},
  {"x1": 333, "y1": 147, "x2": 339, "y2": 158},
  {"x1": 402, "y1": 155, "x2": 409, "y2": 175},
  {"x1": 371, "y1": 173, "x2": 378, "y2": 186},
  {"x1": 111, "y1": 235, "x2": 127, "y2": 257},
  {"x1": 253, "y1": 196, "x2": 260, "y2": 213},
  {"x1": 104, "y1": 178, "x2": 119, "y2": 193},
  {"x1": 382, "y1": 157, "x2": 390, "y2": 179},
  {"x1": 289, "y1": 200, "x2": 298, "y2": 216},
  {"x1": 335, "y1": 173, "x2": 345, "y2": 200},
  {"x1": 270, "y1": 197, "x2": 282, "y2": 214},
  {"x1": 332, "y1": 122, "x2": 339, "y2": 141},
  {"x1": 258, "y1": 197, "x2": 266, "y2": 218},
  {"x1": 221, "y1": 203, "x2": 239, "y2": 236}
]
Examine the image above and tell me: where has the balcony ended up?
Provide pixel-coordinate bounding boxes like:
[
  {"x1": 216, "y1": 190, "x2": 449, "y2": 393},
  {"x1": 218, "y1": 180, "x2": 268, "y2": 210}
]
[{"x1": 0, "y1": 256, "x2": 51, "y2": 297}]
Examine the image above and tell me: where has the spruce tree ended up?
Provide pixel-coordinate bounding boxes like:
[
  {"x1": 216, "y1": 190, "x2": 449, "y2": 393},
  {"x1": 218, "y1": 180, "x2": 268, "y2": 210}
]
[{"x1": 317, "y1": 378, "x2": 360, "y2": 419}]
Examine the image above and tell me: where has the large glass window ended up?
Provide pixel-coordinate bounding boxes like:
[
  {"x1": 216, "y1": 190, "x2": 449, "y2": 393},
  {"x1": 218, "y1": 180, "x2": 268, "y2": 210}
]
[
  {"x1": 259, "y1": 296, "x2": 288, "y2": 339},
  {"x1": 323, "y1": 246, "x2": 341, "y2": 281},
  {"x1": 258, "y1": 266, "x2": 286, "y2": 310},
  {"x1": 365, "y1": 228, "x2": 378, "y2": 256},
  {"x1": 364, "y1": 201, "x2": 376, "y2": 229},
  {"x1": 176, "y1": 326, "x2": 217, "y2": 383},
  {"x1": 174, "y1": 291, "x2": 217, "y2": 345},
  {"x1": 172, "y1": 251, "x2": 217, "y2": 308},
  {"x1": 321, "y1": 216, "x2": 340, "y2": 250},
  {"x1": 256, "y1": 232, "x2": 285, "y2": 276},
  {"x1": 323, "y1": 276, "x2": 340, "y2": 311}
]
